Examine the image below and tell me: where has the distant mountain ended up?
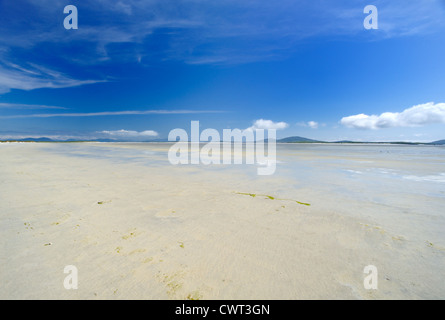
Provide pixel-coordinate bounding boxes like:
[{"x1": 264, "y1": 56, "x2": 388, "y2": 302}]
[
  {"x1": 334, "y1": 140, "x2": 421, "y2": 145},
  {"x1": 0, "y1": 137, "x2": 56, "y2": 142},
  {"x1": 277, "y1": 136, "x2": 323, "y2": 143},
  {"x1": 334, "y1": 140, "x2": 360, "y2": 144},
  {"x1": 277, "y1": 137, "x2": 430, "y2": 144},
  {"x1": 19, "y1": 137, "x2": 54, "y2": 142}
]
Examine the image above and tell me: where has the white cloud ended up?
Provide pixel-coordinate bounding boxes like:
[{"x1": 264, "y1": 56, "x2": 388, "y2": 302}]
[
  {"x1": 247, "y1": 119, "x2": 288, "y2": 131},
  {"x1": 100, "y1": 129, "x2": 158, "y2": 137},
  {"x1": 296, "y1": 121, "x2": 320, "y2": 129},
  {"x1": 307, "y1": 121, "x2": 318, "y2": 129},
  {"x1": 340, "y1": 102, "x2": 445, "y2": 130}
]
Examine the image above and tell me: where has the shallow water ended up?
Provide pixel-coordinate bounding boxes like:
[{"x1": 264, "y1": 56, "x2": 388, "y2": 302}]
[
  {"x1": 274, "y1": 144, "x2": 445, "y2": 246},
  {"x1": 39, "y1": 142, "x2": 445, "y2": 246}
]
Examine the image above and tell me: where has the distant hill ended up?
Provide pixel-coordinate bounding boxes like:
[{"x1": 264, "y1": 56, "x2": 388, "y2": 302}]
[
  {"x1": 277, "y1": 136, "x2": 323, "y2": 143},
  {"x1": 19, "y1": 137, "x2": 54, "y2": 142},
  {"x1": 430, "y1": 139, "x2": 445, "y2": 145},
  {"x1": 334, "y1": 140, "x2": 360, "y2": 144}
]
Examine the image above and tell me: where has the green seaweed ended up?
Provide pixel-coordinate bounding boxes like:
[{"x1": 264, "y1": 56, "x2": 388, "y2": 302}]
[
  {"x1": 425, "y1": 241, "x2": 445, "y2": 251},
  {"x1": 129, "y1": 248, "x2": 146, "y2": 255},
  {"x1": 236, "y1": 192, "x2": 257, "y2": 198},
  {"x1": 360, "y1": 223, "x2": 386, "y2": 234},
  {"x1": 167, "y1": 281, "x2": 182, "y2": 292},
  {"x1": 235, "y1": 192, "x2": 310, "y2": 206},
  {"x1": 160, "y1": 272, "x2": 184, "y2": 297},
  {"x1": 143, "y1": 257, "x2": 154, "y2": 264},
  {"x1": 24, "y1": 222, "x2": 34, "y2": 230},
  {"x1": 97, "y1": 200, "x2": 112, "y2": 205},
  {"x1": 186, "y1": 291, "x2": 203, "y2": 300},
  {"x1": 392, "y1": 235, "x2": 405, "y2": 242},
  {"x1": 122, "y1": 232, "x2": 136, "y2": 240}
]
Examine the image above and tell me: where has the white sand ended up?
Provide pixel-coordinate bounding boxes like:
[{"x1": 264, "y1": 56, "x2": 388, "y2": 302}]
[{"x1": 0, "y1": 142, "x2": 444, "y2": 299}]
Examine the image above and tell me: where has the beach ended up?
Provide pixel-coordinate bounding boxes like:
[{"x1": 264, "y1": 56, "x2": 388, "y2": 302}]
[{"x1": 0, "y1": 142, "x2": 444, "y2": 299}]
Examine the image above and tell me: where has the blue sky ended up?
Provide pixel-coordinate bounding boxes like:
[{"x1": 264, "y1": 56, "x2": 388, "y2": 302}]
[{"x1": 1, "y1": 0, "x2": 445, "y2": 141}]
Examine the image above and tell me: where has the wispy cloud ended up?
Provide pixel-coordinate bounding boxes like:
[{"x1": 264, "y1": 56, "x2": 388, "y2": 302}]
[
  {"x1": 2, "y1": 0, "x2": 443, "y2": 68},
  {"x1": 0, "y1": 103, "x2": 67, "y2": 110},
  {"x1": 0, "y1": 61, "x2": 104, "y2": 94},
  {"x1": 100, "y1": 129, "x2": 158, "y2": 138},
  {"x1": 0, "y1": 109, "x2": 224, "y2": 119},
  {"x1": 340, "y1": 102, "x2": 445, "y2": 129},
  {"x1": 1, "y1": 0, "x2": 443, "y2": 95},
  {"x1": 297, "y1": 121, "x2": 319, "y2": 129}
]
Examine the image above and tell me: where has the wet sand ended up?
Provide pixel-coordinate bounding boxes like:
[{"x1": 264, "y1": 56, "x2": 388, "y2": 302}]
[{"x1": 0, "y1": 142, "x2": 444, "y2": 299}]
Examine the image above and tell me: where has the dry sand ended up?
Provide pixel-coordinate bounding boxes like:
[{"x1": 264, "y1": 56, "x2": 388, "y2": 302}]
[{"x1": 0, "y1": 142, "x2": 444, "y2": 299}]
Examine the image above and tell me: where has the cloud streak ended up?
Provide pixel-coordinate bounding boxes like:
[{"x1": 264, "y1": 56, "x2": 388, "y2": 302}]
[
  {"x1": 0, "y1": 0, "x2": 443, "y2": 94},
  {"x1": 100, "y1": 129, "x2": 158, "y2": 138},
  {"x1": 0, "y1": 61, "x2": 104, "y2": 94},
  {"x1": 0, "y1": 109, "x2": 224, "y2": 119},
  {"x1": 0, "y1": 103, "x2": 67, "y2": 110},
  {"x1": 2, "y1": 0, "x2": 444, "y2": 67},
  {"x1": 340, "y1": 102, "x2": 445, "y2": 129}
]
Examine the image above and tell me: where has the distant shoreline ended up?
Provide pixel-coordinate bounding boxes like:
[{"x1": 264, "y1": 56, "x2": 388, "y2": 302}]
[{"x1": 1, "y1": 140, "x2": 444, "y2": 145}]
